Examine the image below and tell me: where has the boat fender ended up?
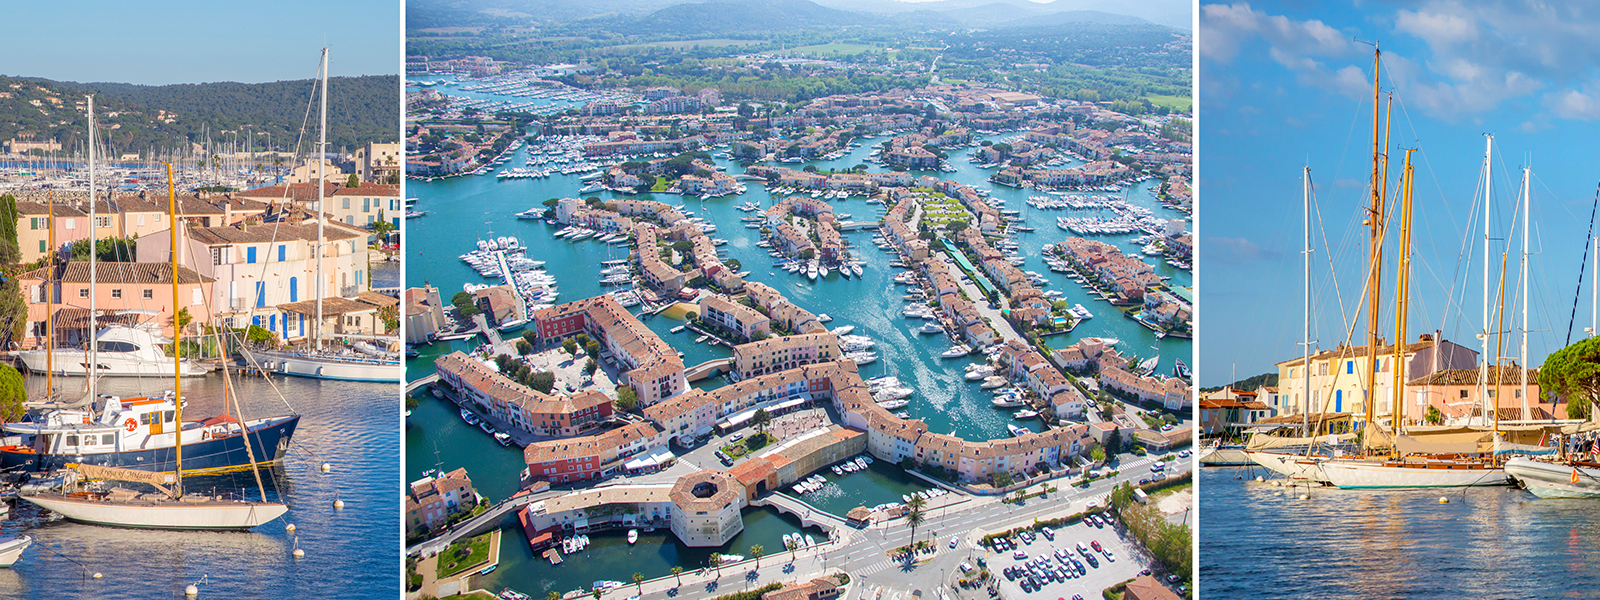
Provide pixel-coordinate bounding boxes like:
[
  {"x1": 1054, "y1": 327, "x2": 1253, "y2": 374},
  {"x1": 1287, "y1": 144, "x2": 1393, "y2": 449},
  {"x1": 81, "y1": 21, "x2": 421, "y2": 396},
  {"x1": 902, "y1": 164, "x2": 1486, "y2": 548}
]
[{"x1": 124, "y1": 418, "x2": 138, "y2": 432}]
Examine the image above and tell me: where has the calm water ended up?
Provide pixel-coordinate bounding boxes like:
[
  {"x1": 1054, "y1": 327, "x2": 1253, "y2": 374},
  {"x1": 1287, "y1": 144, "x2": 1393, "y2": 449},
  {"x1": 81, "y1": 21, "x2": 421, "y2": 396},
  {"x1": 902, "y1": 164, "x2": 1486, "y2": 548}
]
[
  {"x1": 1199, "y1": 468, "x2": 1600, "y2": 599},
  {"x1": 1, "y1": 373, "x2": 399, "y2": 600}
]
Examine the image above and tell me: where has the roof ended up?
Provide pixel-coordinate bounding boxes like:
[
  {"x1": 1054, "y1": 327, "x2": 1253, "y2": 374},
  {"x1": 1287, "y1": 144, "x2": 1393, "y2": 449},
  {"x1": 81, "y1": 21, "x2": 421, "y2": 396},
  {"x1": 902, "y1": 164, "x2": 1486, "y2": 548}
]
[
  {"x1": 1408, "y1": 366, "x2": 1540, "y2": 387},
  {"x1": 276, "y1": 297, "x2": 379, "y2": 316},
  {"x1": 185, "y1": 221, "x2": 363, "y2": 245},
  {"x1": 18, "y1": 262, "x2": 212, "y2": 285},
  {"x1": 668, "y1": 469, "x2": 741, "y2": 513}
]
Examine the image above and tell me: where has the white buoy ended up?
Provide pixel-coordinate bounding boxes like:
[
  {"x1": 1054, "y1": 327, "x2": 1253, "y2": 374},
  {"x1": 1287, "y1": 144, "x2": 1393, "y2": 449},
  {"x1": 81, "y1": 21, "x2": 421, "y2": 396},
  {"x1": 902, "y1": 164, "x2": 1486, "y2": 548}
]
[
  {"x1": 286, "y1": 523, "x2": 297, "y2": 533},
  {"x1": 93, "y1": 573, "x2": 103, "y2": 579},
  {"x1": 334, "y1": 499, "x2": 346, "y2": 509},
  {"x1": 1298, "y1": 494, "x2": 1308, "y2": 500},
  {"x1": 320, "y1": 463, "x2": 332, "y2": 473},
  {"x1": 1255, "y1": 476, "x2": 1264, "y2": 482},
  {"x1": 1439, "y1": 497, "x2": 1450, "y2": 504},
  {"x1": 294, "y1": 548, "x2": 306, "y2": 558},
  {"x1": 185, "y1": 584, "x2": 199, "y2": 596}
]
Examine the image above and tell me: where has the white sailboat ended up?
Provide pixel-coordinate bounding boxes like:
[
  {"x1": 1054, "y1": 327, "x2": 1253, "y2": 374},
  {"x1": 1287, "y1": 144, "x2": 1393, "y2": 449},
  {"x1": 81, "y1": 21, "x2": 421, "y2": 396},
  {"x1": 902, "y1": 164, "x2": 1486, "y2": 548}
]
[{"x1": 247, "y1": 49, "x2": 402, "y2": 383}]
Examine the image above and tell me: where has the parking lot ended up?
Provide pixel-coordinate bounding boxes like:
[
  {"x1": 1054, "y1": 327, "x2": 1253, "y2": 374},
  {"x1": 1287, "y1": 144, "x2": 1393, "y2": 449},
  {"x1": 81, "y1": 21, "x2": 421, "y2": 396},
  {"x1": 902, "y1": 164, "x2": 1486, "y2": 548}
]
[{"x1": 985, "y1": 516, "x2": 1151, "y2": 600}]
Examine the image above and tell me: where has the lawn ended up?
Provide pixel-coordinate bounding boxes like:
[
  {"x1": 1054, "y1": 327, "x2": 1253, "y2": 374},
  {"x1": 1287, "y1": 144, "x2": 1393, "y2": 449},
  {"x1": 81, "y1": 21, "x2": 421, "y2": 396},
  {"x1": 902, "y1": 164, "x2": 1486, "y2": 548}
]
[
  {"x1": 764, "y1": 42, "x2": 880, "y2": 56},
  {"x1": 436, "y1": 533, "x2": 494, "y2": 579},
  {"x1": 1145, "y1": 94, "x2": 1192, "y2": 112},
  {"x1": 651, "y1": 175, "x2": 672, "y2": 192}
]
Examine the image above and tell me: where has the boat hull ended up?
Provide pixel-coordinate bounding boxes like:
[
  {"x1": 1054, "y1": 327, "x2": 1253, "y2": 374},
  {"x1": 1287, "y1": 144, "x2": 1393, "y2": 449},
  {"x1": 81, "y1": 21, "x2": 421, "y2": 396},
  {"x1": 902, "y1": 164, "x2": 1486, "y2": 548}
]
[
  {"x1": 1505, "y1": 457, "x2": 1600, "y2": 498},
  {"x1": 0, "y1": 536, "x2": 29, "y2": 567},
  {"x1": 23, "y1": 494, "x2": 287, "y2": 530},
  {"x1": 0, "y1": 415, "x2": 299, "y2": 474},
  {"x1": 249, "y1": 350, "x2": 403, "y2": 382},
  {"x1": 17, "y1": 350, "x2": 208, "y2": 378},
  {"x1": 1319, "y1": 459, "x2": 1509, "y2": 489}
]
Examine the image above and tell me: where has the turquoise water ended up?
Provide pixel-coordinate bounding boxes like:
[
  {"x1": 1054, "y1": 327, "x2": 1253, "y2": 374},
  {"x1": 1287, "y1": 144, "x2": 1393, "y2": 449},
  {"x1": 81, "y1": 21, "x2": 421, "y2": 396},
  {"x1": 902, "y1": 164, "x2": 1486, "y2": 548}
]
[
  {"x1": 788, "y1": 459, "x2": 939, "y2": 517},
  {"x1": 406, "y1": 88, "x2": 1192, "y2": 594}
]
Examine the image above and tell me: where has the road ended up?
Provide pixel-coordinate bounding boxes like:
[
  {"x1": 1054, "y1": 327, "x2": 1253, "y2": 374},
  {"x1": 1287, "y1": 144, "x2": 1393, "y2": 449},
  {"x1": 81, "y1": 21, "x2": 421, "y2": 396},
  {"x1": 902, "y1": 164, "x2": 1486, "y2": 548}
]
[{"x1": 594, "y1": 451, "x2": 1191, "y2": 600}]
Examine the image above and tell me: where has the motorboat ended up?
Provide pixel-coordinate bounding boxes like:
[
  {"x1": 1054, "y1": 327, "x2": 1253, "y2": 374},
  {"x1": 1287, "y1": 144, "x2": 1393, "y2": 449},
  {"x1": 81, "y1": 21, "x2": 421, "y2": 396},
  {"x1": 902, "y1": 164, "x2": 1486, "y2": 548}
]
[
  {"x1": 991, "y1": 395, "x2": 1025, "y2": 409},
  {"x1": 628, "y1": 529, "x2": 639, "y2": 544},
  {"x1": 0, "y1": 536, "x2": 30, "y2": 567},
  {"x1": 1014, "y1": 410, "x2": 1040, "y2": 420},
  {"x1": 940, "y1": 345, "x2": 971, "y2": 359},
  {"x1": 919, "y1": 322, "x2": 944, "y2": 335},
  {"x1": 18, "y1": 326, "x2": 210, "y2": 378},
  {"x1": 1007, "y1": 424, "x2": 1030, "y2": 437}
]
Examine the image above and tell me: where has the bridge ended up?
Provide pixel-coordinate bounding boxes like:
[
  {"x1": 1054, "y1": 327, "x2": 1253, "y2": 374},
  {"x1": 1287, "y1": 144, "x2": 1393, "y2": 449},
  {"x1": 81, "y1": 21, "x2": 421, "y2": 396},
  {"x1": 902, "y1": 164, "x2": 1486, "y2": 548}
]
[
  {"x1": 406, "y1": 373, "x2": 439, "y2": 395},
  {"x1": 684, "y1": 358, "x2": 734, "y2": 382},
  {"x1": 752, "y1": 492, "x2": 851, "y2": 537},
  {"x1": 407, "y1": 491, "x2": 544, "y2": 557}
]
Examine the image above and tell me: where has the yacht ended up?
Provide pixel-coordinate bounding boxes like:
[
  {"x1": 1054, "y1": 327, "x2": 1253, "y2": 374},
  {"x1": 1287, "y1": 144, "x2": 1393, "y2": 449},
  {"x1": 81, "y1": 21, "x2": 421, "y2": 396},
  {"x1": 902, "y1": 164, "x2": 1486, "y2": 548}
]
[
  {"x1": 918, "y1": 322, "x2": 943, "y2": 335},
  {"x1": 0, "y1": 536, "x2": 30, "y2": 567},
  {"x1": 1007, "y1": 424, "x2": 1030, "y2": 437},
  {"x1": 19, "y1": 326, "x2": 209, "y2": 378},
  {"x1": 940, "y1": 345, "x2": 971, "y2": 359},
  {"x1": 991, "y1": 395, "x2": 1026, "y2": 409}
]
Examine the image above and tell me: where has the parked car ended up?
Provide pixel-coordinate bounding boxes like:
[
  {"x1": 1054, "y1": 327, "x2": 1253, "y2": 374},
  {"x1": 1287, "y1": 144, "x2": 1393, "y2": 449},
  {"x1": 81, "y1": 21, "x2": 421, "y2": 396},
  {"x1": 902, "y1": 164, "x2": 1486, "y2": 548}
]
[{"x1": 1091, "y1": 540, "x2": 1102, "y2": 552}]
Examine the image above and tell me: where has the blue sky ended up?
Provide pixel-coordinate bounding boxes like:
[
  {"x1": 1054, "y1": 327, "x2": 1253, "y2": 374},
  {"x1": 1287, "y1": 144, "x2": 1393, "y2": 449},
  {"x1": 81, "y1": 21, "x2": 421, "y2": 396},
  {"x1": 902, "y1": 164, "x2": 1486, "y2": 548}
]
[
  {"x1": 1199, "y1": 1, "x2": 1600, "y2": 387},
  {"x1": 0, "y1": 0, "x2": 399, "y2": 85}
]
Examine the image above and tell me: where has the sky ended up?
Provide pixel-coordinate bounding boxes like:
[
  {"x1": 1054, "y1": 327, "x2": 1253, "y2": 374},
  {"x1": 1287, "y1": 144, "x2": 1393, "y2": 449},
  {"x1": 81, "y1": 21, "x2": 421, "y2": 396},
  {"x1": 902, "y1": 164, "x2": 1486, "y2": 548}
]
[
  {"x1": 0, "y1": 0, "x2": 400, "y2": 85},
  {"x1": 1199, "y1": 1, "x2": 1600, "y2": 387}
]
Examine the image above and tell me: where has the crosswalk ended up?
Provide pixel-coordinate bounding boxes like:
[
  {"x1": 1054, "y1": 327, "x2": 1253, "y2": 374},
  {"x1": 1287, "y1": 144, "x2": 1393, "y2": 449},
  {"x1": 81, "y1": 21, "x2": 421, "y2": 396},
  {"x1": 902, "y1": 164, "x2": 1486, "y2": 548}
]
[{"x1": 853, "y1": 539, "x2": 974, "y2": 577}]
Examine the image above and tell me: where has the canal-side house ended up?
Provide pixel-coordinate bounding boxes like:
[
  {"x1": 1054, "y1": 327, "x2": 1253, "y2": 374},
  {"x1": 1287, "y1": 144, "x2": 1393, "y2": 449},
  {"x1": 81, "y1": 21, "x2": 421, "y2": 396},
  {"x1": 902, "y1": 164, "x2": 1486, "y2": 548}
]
[
  {"x1": 15, "y1": 202, "x2": 87, "y2": 263},
  {"x1": 406, "y1": 467, "x2": 478, "y2": 537},
  {"x1": 18, "y1": 262, "x2": 215, "y2": 349}
]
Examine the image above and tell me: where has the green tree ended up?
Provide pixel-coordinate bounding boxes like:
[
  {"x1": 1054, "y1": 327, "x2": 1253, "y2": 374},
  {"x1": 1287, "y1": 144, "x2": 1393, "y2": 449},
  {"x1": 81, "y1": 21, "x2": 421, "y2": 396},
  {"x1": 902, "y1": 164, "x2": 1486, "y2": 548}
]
[
  {"x1": 562, "y1": 338, "x2": 578, "y2": 355},
  {"x1": 750, "y1": 545, "x2": 763, "y2": 568},
  {"x1": 585, "y1": 358, "x2": 598, "y2": 375},
  {"x1": 591, "y1": 590, "x2": 601, "y2": 600},
  {"x1": 616, "y1": 386, "x2": 639, "y2": 412},
  {"x1": 1091, "y1": 446, "x2": 1107, "y2": 462},
  {"x1": 671, "y1": 240, "x2": 694, "y2": 253},
  {"x1": 1541, "y1": 337, "x2": 1600, "y2": 420},
  {"x1": 371, "y1": 211, "x2": 395, "y2": 241},
  {"x1": 904, "y1": 495, "x2": 926, "y2": 553},
  {"x1": 710, "y1": 553, "x2": 723, "y2": 577},
  {"x1": 585, "y1": 339, "x2": 600, "y2": 357},
  {"x1": 529, "y1": 371, "x2": 555, "y2": 394},
  {"x1": 522, "y1": 330, "x2": 538, "y2": 346},
  {"x1": 785, "y1": 537, "x2": 799, "y2": 559},
  {"x1": 0, "y1": 363, "x2": 23, "y2": 422},
  {"x1": 1425, "y1": 405, "x2": 1443, "y2": 425},
  {"x1": 751, "y1": 408, "x2": 771, "y2": 434},
  {"x1": 990, "y1": 471, "x2": 1014, "y2": 488},
  {"x1": 633, "y1": 572, "x2": 644, "y2": 594},
  {"x1": 550, "y1": 592, "x2": 562, "y2": 600},
  {"x1": 346, "y1": 173, "x2": 360, "y2": 188},
  {"x1": 0, "y1": 194, "x2": 19, "y2": 265},
  {"x1": 670, "y1": 566, "x2": 683, "y2": 588},
  {"x1": 516, "y1": 339, "x2": 532, "y2": 355},
  {"x1": 945, "y1": 220, "x2": 968, "y2": 232}
]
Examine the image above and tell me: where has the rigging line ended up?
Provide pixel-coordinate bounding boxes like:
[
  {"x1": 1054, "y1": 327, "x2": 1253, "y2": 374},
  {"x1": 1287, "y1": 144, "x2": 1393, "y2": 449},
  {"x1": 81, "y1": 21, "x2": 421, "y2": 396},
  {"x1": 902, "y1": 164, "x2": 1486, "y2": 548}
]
[{"x1": 1563, "y1": 184, "x2": 1598, "y2": 346}]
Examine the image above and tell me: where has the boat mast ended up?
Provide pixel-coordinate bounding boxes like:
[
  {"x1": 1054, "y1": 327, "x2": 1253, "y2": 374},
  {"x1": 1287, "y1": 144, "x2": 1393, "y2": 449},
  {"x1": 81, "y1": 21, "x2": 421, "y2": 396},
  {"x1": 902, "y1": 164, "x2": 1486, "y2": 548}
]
[
  {"x1": 1363, "y1": 45, "x2": 1387, "y2": 448},
  {"x1": 1520, "y1": 166, "x2": 1531, "y2": 421},
  {"x1": 315, "y1": 48, "x2": 327, "y2": 349},
  {"x1": 1480, "y1": 134, "x2": 1493, "y2": 426},
  {"x1": 87, "y1": 95, "x2": 97, "y2": 400},
  {"x1": 166, "y1": 162, "x2": 183, "y2": 494},
  {"x1": 1392, "y1": 150, "x2": 1416, "y2": 436},
  {"x1": 45, "y1": 191, "x2": 54, "y2": 395},
  {"x1": 1303, "y1": 166, "x2": 1312, "y2": 436}
]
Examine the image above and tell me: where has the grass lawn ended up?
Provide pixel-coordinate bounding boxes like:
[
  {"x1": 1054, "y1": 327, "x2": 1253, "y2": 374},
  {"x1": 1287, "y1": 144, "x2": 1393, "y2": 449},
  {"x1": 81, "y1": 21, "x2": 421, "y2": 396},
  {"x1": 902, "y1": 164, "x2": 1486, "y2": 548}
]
[
  {"x1": 437, "y1": 533, "x2": 494, "y2": 579},
  {"x1": 1148, "y1": 480, "x2": 1192, "y2": 501},
  {"x1": 651, "y1": 175, "x2": 671, "y2": 192},
  {"x1": 1145, "y1": 94, "x2": 1192, "y2": 112},
  {"x1": 764, "y1": 42, "x2": 879, "y2": 56}
]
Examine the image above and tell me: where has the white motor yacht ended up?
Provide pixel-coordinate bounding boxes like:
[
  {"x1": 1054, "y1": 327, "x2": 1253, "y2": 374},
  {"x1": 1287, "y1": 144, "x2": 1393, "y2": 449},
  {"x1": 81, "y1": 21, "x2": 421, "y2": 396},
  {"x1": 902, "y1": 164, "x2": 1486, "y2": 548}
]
[{"x1": 18, "y1": 326, "x2": 209, "y2": 378}]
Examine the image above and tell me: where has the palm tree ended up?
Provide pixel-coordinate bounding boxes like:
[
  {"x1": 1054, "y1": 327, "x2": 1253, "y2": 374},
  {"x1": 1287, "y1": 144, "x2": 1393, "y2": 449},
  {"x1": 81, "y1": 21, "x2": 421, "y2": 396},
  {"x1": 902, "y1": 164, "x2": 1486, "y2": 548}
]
[
  {"x1": 905, "y1": 495, "x2": 927, "y2": 554},
  {"x1": 671, "y1": 566, "x2": 683, "y2": 588},
  {"x1": 591, "y1": 590, "x2": 601, "y2": 600},
  {"x1": 549, "y1": 592, "x2": 562, "y2": 600},
  {"x1": 633, "y1": 572, "x2": 644, "y2": 594},
  {"x1": 710, "y1": 553, "x2": 723, "y2": 577},
  {"x1": 785, "y1": 537, "x2": 800, "y2": 560},
  {"x1": 750, "y1": 545, "x2": 764, "y2": 568}
]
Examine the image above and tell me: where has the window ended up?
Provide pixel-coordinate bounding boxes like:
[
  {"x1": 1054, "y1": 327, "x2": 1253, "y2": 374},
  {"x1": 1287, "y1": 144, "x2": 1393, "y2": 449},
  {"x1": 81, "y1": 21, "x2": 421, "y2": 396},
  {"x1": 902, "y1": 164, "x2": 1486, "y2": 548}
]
[
  {"x1": 1460, "y1": 389, "x2": 1469, "y2": 399},
  {"x1": 78, "y1": 288, "x2": 89, "y2": 299},
  {"x1": 38, "y1": 240, "x2": 45, "y2": 253},
  {"x1": 342, "y1": 198, "x2": 351, "y2": 209},
  {"x1": 278, "y1": 244, "x2": 286, "y2": 262},
  {"x1": 192, "y1": 288, "x2": 203, "y2": 305},
  {"x1": 28, "y1": 217, "x2": 39, "y2": 230},
  {"x1": 211, "y1": 247, "x2": 226, "y2": 266},
  {"x1": 137, "y1": 214, "x2": 146, "y2": 226},
  {"x1": 95, "y1": 216, "x2": 110, "y2": 228},
  {"x1": 1346, "y1": 361, "x2": 1353, "y2": 374},
  {"x1": 101, "y1": 433, "x2": 114, "y2": 445},
  {"x1": 64, "y1": 435, "x2": 78, "y2": 447},
  {"x1": 64, "y1": 220, "x2": 74, "y2": 230},
  {"x1": 143, "y1": 289, "x2": 153, "y2": 299},
  {"x1": 110, "y1": 289, "x2": 121, "y2": 299},
  {"x1": 247, "y1": 247, "x2": 257, "y2": 264},
  {"x1": 362, "y1": 197, "x2": 371, "y2": 212}
]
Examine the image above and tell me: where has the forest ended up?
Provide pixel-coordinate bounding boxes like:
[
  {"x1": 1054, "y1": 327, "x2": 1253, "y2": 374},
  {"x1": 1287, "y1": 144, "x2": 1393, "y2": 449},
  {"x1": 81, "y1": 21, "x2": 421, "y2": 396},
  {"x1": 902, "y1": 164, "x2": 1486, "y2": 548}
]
[{"x1": 1, "y1": 75, "x2": 399, "y2": 158}]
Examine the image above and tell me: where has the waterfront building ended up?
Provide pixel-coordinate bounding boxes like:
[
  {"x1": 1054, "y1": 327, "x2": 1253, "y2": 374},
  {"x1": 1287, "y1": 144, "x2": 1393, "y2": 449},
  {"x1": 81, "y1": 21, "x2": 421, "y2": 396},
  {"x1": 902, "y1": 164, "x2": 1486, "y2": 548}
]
[
  {"x1": 14, "y1": 201, "x2": 86, "y2": 263},
  {"x1": 404, "y1": 285, "x2": 446, "y2": 344},
  {"x1": 520, "y1": 483, "x2": 676, "y2": 536},
  {"x1": 521, "y1": 422, "x2": 666, "y2": 484},
  {"x1": 531, "y1": 295, "x2": 687, "y2": 406},
  {"x1": 731, "y1": 333, "x2": 840, "y2": 379},
  {"x1": 1405, "y1": 366, "x2": 1555, "y2": 426},
  {"x1": 700, "y1": 295, "x2": 770, "y2": 342},
  {"x1": 435, "y1": 351, "x2": 616, "y2": 436},
  {"x1": 668, "y1": 469, "x2": 746, "y2": 547},
  {"x1": 1271, "y1": 333, "x2": 1478, "y2": 419},
  {"x1": 763, "y1": 578, "x2": 842, "y2": 600},
  {"x1": 18, "y1": 262, "x2": 214, "y2": 349},
  {"x1": 407, "y1": 467, "x2": 478, "y2": 537}
]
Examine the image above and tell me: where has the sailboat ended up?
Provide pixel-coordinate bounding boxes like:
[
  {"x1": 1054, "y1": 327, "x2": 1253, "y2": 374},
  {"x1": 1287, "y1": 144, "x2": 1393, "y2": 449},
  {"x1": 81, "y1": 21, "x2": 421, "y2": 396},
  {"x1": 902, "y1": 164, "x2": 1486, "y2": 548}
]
[
  {"x1": 20, "y1": 162, "x2": 290, "y2": 530},
  {"x1": 1314, "y1": 72, "x2": 1509, "y2": 488},
  {"x1": 247, "y1": 49, "x2": 402, "y2": 383}
]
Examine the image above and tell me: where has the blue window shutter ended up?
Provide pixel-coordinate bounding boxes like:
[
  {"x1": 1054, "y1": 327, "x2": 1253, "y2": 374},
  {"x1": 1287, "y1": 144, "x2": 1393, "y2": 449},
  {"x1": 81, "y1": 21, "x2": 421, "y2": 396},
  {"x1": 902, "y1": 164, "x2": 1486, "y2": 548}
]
[
  {"x1": 289, "y1": 277, "x2": 298, "y2": 303},
  {"x1": 1336, "y1": 390, "x2": 1343, "y2": 412},
  {"x1": 278, "y1": 244, "x2": 286, "y2": 262},
  {"x1": 247, "y1": 247, "x2": 257, "y2": 264},
  {"x1": 255, "y1": 282, "x2": 265, "y2": 307}
]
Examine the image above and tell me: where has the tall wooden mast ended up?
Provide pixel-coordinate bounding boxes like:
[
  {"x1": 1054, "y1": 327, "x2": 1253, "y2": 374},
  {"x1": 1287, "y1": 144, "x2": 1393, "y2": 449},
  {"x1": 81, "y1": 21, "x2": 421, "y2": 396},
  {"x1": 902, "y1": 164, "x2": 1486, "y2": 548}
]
[{"x1": 1364, "y1": 44, "x2": 1388, "y2": 444}]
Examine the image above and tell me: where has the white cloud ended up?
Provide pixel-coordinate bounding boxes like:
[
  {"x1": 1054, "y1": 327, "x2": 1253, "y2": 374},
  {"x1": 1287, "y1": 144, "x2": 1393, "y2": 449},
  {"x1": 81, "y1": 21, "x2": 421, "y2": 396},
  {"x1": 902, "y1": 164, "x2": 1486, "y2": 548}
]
[
  {"x1": 1394, "y1": 4, "x2": 1478, "y2": 48},
  {"x1": 1200, "y1": 3, "x2": 1354, "y2": 64},
  {"x1": 1204, "y1": 237, "x2": 1280, "y2": 264}
]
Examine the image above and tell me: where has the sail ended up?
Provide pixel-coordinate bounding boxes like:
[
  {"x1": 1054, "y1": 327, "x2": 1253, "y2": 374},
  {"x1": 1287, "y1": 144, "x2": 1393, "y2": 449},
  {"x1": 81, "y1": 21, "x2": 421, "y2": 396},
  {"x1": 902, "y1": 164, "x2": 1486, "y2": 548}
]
[
  {"x1": 1393, "y1": 432, "x2": 1491, "y2": 456},
  {"x1": 1492, "y1": 434, "x2": 1557, "y2": 456},
  {"x1": 1244, "y1": 432, "x2": 1355, "y2": 450},
  {"x1": 70, "y1": 463, "x2": 177, "y2": 490}
]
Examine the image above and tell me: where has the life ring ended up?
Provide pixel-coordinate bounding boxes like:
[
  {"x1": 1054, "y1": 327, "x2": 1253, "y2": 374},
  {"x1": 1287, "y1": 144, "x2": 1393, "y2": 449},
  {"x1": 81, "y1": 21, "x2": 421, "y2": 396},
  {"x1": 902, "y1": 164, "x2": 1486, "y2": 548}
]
[{"x1": 123, "y1": 418, "x2": 137, "y2": 432}]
